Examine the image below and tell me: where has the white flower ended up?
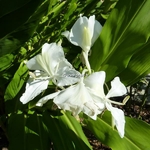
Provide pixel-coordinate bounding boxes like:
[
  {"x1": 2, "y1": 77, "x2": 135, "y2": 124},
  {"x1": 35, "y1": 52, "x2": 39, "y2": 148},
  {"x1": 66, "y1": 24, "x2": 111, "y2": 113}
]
[
  {"x1": 62, "y1": 15, "x2": 102, "y2": 52},
  {"x1": 20, "y1": 43, "x2": 80, "y2": 104},
  {"x1": 62, "y1": 15, "x2": 102, "y2": 73},
  {"x1": 85, "y1": 71, "x2": 127, "y2": 138},
  {"x1": 36, "y1": 71, "x2": 106, "y2": 120}
]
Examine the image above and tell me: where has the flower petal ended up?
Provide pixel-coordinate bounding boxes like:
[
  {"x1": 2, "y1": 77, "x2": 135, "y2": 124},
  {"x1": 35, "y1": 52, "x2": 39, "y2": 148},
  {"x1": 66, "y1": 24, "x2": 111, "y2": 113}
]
[
  {"x1": 106, "y1": 77, "x2": 127, "y2": 98},
  {"x1": 20, "y1": 78, "x2": 49, "y2": 104},
  {"x1": 84, "y1": 71, "x2": 106, "y2": 97},
  {"x1": 55, "y1": 59, "x2": 81, "y2": 86},
  {"x1": 61, "y1": 31, "x2": 70, "y2": 39},
  {"x1": 53, "y1": 79, "x2": 103, "y2": 119},
  {"x1": 89, "y1": 16, "x2": 102, "y2": 46},
  {"x1": 27, "y1": 43, "x2": 65, "y2": 76},
  {"x1": 64, "y1": 16, "x2": 92, "y2": 51},
  {"x1": 62, "y1": 15, "x2": 102, "y2": 52},
  {"x1": 106, "y1": 102, "x2": 125, "y2": 138},
  {"x1": 36, "y1": 91, "x2": 61, "y2": 106},
  {"x1": 27, "y1": 56, "x2": 44, "y2": 71}
]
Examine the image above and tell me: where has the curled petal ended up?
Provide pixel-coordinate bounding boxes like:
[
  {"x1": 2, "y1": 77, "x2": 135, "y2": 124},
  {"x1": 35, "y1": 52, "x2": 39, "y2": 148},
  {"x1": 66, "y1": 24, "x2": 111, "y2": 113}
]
[
  {"x1": 20, "y1": 78, "x2": 49, "y2": 104},
  {"x1": 106, "y1": 102, "x2": 125, "y2": 138},
  {"x1": 106, "y1": 77, "x2": 127, "y2": 98},
  {"x1": 61, "y1": 31, "x2": 70, "y2": 40}
]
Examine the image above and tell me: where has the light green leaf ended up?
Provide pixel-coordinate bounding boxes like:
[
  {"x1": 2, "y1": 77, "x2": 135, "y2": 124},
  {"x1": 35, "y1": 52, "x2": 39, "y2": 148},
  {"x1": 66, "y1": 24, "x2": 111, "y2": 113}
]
[
  {"x1": 4, "y1": 62, "x2": 28, "y2": 101},
  {"x1": 4, "y1": 62, "x2": 28, "y2": 113},
  {"x1": 90, "y1": 0, "x2": 150, "y2": 83},
  {"x1": 83, "y1": 111, "x2": 150, "y2": 150}
]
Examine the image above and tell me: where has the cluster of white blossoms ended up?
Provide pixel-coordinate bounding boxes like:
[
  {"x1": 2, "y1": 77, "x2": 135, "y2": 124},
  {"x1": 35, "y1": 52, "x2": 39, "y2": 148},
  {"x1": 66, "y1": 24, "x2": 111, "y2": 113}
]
[{"x1": 20, "y1": 15, "x2": 127, "y2": 138}]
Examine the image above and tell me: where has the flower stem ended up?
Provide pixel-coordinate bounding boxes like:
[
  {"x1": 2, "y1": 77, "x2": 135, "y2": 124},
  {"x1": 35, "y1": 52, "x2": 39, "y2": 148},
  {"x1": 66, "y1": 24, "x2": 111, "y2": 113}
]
[{"x1": 82, "y1": 51, "x2": 91, "y2": 74}]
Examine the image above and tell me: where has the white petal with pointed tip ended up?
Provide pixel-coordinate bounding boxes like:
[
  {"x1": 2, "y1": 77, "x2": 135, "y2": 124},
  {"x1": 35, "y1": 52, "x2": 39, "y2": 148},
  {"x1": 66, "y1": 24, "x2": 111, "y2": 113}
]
[
  {"x1": 106, "y1": 102, "x2": 125, "y2": 138},
  {"x1": 36, "y1": 91, "x2": 61, "y2": 106},
  {"x1": 106, "y1": 77, "x2": 127, "y2": 98},
  {"x1": 84, "y1": 71, "x2": 106, "y2": 97},
  {"x1": 20, "y1": 78, "x2": 49, "y2": 104}
]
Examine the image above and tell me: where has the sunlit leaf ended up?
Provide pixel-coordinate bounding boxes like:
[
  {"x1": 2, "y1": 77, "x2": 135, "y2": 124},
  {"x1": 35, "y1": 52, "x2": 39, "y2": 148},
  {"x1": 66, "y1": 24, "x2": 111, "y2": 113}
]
[
  {"x1": 90, "y1": 0, "x2": 150, "y2": 84},
  {"x1": 4, "y1": 62, "x2": 28, "y2": 113},
  {"x1": 83, "y1": 111, "x2": 150, "y2": 150}
]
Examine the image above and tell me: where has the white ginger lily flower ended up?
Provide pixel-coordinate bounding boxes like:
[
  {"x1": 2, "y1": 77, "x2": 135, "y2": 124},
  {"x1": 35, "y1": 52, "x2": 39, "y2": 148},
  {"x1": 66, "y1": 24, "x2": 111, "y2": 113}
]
[
  {"x1": 84, "y1": 71, "x2": 127, "y2": 138},
  {"x1": 36, "y1": 71, "x2": 106, "y2": 120},
  {"x1": 62, "y1": 15, "x2": 102, "y2": 73},
  {"x1": 20, "y1": 43, "x2": 80, "y2": 104}
]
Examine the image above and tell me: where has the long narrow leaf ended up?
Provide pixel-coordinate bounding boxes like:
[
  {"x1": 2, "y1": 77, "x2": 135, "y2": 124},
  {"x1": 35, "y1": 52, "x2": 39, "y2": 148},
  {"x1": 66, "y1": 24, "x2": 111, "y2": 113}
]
[
  {"x1": 83, "y1": 111, "x2": 150, "y2": 150},
  {"x1": 90, "y1": 0, "x2": 150, "y2": 83}
]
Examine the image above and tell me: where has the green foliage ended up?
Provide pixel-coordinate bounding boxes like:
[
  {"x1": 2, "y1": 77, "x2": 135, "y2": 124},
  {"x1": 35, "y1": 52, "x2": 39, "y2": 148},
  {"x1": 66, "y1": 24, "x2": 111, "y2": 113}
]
[
  {"x1": 4, "y1": 62, "x2": 28, "y2": 113},
  {"x1": 43, "y1": 111, "x2": 92, "y2": 150},
  {"x1": 7, "y1": 111, "x2": 92, "y2": 150},
  {"x1": 90, "y1": 0, "x2": 150, "y2": 85},
  {"x1": 8, "y1": 112, "x2": 50, "y2": 150},
  {"x1": 0, "y1": 0, "x2": 44, "y2": 39},
  {"x1": 83, "y1": 111, "x2": 150, "y2": 150},
  {"x1": 1, "y1": 0, "x2": 150, "y2": 150},
  {"x1": 0, "y1": 54, "x2": 14, "y2": 71}
]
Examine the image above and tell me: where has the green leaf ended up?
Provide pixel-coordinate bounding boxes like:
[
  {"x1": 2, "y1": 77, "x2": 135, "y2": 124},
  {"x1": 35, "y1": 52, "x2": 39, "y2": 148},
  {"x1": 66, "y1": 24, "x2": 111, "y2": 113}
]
[
  {"x1": 119, "y1": 41, "x2": 150, "y2": 85},
  {"x1": 90, "y1": 0, "x2": 150, "y2": 83},
  {"x1": 0, "y1": 54, "x2": 14, "y2": 71},
  {"x1": 25, "y1": 112, "x2": 50, "y2": 150},
  {"x1": 0, "y1": 37, "x2": 21, "y2": 57},
  {"x1": 0, "y1": 0, "x2": 44, "y2": 39},
  {"x1": 0, "y1": 0, "x2": 31, "y2": 18},
  {"x1": 43, "y1": 110, "x2": 92, "y2": 150},
  {"x1": 4, "y1": 62, "x2": 28, "y2": 113},
  {"x1": 8, "y1": 113, "x2": 26, "y2": 150},
  {"x1": 8, "y1": 112, "x2": 50, "y2": 150},
  {"x1": 84, "y1": 111, "x2": 150, "y2": 150},
  {"x1": 4, "y1": 62, "x2": 28, "y2": 101}
]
